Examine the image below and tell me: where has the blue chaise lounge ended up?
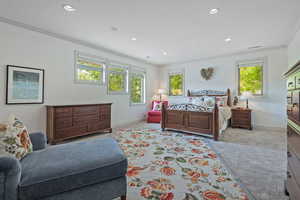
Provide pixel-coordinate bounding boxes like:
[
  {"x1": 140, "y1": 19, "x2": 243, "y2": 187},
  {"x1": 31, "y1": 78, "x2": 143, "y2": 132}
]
[{"x1": 0, "y1": 132, "x2": 127, "y2": 200}]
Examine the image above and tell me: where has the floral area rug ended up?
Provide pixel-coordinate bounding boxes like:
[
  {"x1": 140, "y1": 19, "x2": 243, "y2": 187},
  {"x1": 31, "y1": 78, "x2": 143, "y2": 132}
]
[{"x1": 113, "y1": 128, "x2": 253, "y2": 200}]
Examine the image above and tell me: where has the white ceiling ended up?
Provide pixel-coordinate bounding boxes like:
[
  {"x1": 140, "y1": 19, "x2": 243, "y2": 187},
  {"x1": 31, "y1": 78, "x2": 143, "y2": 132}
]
[{"x1": 0, "y1": 0, "x2": 300, "y2": 65}]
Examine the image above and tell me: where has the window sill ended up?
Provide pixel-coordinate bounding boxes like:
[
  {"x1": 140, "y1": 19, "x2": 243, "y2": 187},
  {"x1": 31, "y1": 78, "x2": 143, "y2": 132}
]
[
  {"x1": 74, "y1": 80, "x2": 104, "y2": 85},
  {"x1": 130, "y1": 103, "x2": 146, "y2": 106},
  {"x1": 108, "y1": 91, "x2": 129, "y2": 95}
]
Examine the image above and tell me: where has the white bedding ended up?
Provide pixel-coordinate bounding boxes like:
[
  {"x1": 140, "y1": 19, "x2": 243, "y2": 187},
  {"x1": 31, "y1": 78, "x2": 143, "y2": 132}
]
[{"x1": 219, "y1": 106, "x2": 232, "y2": 133}]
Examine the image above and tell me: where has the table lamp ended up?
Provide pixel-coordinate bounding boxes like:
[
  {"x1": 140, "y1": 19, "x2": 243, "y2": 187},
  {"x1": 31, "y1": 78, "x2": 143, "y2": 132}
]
[
  {"x1": 157, "y1": 89, "x2": 166, "y2": 101},
  {"x1": 241, "y1": 91, "x2": 253, "y2": 109}
]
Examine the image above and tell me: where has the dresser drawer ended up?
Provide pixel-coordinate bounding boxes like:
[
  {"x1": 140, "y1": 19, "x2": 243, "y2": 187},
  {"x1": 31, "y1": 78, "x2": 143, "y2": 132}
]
[
  {"x1": 99, "y1": 105, "x2": 111, "y2": 112},
  {"x1": 231, "y1": 121, "x2": 251, "y2": 126},
  {"x1": 73, "y1": 114, "x2": 100, "y2": 124},
  {"x1": 55, "y1": 125, "x2": 88, "y2": 139},
  {"x1": 55, "y1": 107, "x2": 72, "y2": 118},
  {"x1": 73, "y1": 106, "x2": 99, "y2": 115},
  {"x1": 88, "y1": 122, "x2": 108, "y2": 132},
  {"x1": 232, "y1": 112, "x2": 250, "y2": 118},
  {"x1": 232, "y1": 116, "x2": 250, "y2": 121},
  {"x1": 55, "y1": 118, "x2": 73, "y2": 129}
]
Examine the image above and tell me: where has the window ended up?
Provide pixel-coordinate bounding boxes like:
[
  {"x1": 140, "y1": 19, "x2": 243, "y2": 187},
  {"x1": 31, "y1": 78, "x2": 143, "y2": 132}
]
[
  {"x1": 75, "y1": 52, "x2": 105, "y2": 84},
  {"x1": 238, "y1": 59, "x2": 264, "y2": 96},
  {"x1": 107, "y1": 63, "x2": 128, "y2": 94},
  {"x1": 168, "y1": 72, "x2": 184, "y2": 96},
  {"x1": 130, "y1": 70, "x2": 146, "y2": 105}
]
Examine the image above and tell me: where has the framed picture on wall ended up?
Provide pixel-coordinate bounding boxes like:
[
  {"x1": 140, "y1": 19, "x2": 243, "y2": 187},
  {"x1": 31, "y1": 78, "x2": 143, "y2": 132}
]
[{"x1": 6, "y1": 65, "x2": 45, "y2": 104}]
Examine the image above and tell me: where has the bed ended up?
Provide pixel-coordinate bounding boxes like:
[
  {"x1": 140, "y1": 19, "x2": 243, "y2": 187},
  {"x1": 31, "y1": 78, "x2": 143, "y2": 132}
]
[{"x1": 161, "y1": 89, "x2": 232, "y2": 141}]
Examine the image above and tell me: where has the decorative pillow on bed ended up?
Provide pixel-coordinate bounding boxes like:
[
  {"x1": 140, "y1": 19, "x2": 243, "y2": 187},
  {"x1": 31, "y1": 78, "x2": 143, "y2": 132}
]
[
  {"x1": 152, "y1": 101, "x2": 162, "y2": 111},
  {"x1": 203, "y1": 96, "x2": 215, "y2": 108},
  {"x1": 191, "y1": 97, "x2": 205, "y2": 106},
  {"x1": 0, "y1": 115, "x2": 33, "y2": 160},
  {"x1": 216, "y1": 96, "x2": 228, "y2": 106}
]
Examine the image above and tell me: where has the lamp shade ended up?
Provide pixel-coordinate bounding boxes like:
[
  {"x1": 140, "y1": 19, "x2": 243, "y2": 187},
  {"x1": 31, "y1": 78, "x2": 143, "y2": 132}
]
[
  {"x1": 157, "y1": 88, "x2": 166, "y2": 94},
  {"x1": 242, "y1": 91, "x2": 253, "y2": 97},
  {"x1": 240, "y1": 91, "x2": 253, "y2": 100}
]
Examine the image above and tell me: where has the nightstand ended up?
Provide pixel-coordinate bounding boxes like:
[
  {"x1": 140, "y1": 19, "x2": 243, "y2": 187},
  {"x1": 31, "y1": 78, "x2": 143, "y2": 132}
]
[{"x1": 231, "y1": 108, "x2": 252, "y2": 130}]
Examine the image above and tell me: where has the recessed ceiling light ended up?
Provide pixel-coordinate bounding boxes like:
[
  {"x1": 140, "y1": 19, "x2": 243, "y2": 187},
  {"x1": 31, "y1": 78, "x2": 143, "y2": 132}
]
[
  {"x1": 111, "y1": 26, "x2": 119, "y2": 31},
  {"x1": 63, "y1": 4, "x2": 76, "y2": 12},
  {"x1": 131, "y1": 37, "x2": 137, "y2": 41},
  {"x1": 225, "y1": 37, "x2": 232, "y2": 42},
  {"x1": 209, "y1": 8, "x2": 219, "y2": 15},
  {"x1": 162, "y1": 51, "x2": 167, "y2": 55}
]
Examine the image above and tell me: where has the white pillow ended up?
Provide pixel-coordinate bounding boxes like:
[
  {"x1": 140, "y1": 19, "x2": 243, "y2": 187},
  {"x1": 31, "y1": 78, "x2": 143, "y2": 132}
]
[
  {"x1": 191, "y1": 97, "x2": 205, "y2": 106},
  {"x1": 204, "y1": 96, "x2": 215, "y2": 108}
]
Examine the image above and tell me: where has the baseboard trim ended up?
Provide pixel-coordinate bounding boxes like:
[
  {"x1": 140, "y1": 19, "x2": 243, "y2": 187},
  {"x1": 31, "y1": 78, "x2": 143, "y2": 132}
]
[
  {"x1": 253, "y1": 125, "x2": 286, "y2": 132},
  {"x1": 112, "y1": 119, "x2": 145, "y2": 129}
]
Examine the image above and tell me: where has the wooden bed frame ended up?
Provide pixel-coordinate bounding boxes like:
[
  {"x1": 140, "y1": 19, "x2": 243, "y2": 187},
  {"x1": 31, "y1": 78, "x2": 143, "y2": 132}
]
[{"x1": 161, "y1": 89, "x2": 231, "y2": 141}]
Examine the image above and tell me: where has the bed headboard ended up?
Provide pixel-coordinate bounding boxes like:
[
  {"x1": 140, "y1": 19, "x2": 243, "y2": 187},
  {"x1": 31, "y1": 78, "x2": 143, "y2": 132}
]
[{"x1": 187, "y1": 88, "x2": 232, "y2": 106}]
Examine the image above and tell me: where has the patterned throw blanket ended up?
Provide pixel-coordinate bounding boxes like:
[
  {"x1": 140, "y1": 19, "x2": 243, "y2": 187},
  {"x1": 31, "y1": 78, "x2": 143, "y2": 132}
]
[{"x1": 168, "y1": 103, "x2": 214, "y2": 112}]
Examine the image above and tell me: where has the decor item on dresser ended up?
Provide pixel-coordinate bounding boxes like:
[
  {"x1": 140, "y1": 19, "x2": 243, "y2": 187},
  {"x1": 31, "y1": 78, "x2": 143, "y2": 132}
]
[
  {"x1": 6, "y1": 65, "x2": 44, "y2": 104},
  {"x1": 231, "y1": 107, "x2": 252, "y2": 130},
  {"x1": 147, "y1": 100, "x2": 168, "y2": 123},
  {"x1": 283, "y1": 60, "x2": 300, "y2": 200},
  {"x1": 47, "y1": 103, "x2": 112, "y2": 144},
  {"x1": 200, "y1": 67, "x2": 214, "y2": 80},
  {"x1": 233, "y1": 96, "x2": 239, "y2": 106},
  {"x1": 161, "y1": 89, "x2": 232, "y2": 141},
  {"x1": 0, "y1": 132, "x2": 127, "y2": 200}
]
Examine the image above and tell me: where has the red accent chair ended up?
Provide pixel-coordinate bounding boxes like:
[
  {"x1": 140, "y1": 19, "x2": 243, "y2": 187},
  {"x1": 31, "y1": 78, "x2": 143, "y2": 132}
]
[{"x1": 147, "y1": 101, "x2": 168, "y2": 123}]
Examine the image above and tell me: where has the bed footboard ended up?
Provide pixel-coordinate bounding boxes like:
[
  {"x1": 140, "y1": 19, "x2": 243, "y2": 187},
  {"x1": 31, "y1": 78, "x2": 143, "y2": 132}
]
[{"x1": 161, "y1": 103, "x2": 219, "y2": 141}]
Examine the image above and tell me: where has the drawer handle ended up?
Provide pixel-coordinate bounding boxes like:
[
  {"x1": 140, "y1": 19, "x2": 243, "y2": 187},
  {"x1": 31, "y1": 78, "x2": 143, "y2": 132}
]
[
  {"x1": 287, "y1": 151, "x2": 292, "y2": 158},
  {"x1": 287, "y1": 171, "x2": 292, "y2": 178}
]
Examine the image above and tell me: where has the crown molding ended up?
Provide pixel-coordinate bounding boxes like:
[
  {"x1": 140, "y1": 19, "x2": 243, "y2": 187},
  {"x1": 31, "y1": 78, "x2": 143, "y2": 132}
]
[
  {"x1": 161, "y1": 45, "x2": 287, "y2": 66},
  {"x1": 0, "y1": 16, "x2": 158, "y2": 67}
]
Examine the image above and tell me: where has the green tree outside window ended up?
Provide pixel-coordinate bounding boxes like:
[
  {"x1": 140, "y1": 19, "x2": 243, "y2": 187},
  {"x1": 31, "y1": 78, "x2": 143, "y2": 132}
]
[
  {"x1": 169, "y1": 74, "x2": 183, "y2": 96},
  {"x1": 131, "y1": 75, "x2": 144, "y2": 103},
  {"x1": 76, "y1": 60, "x2": 103, "y2": 83},
  {"x1": 239, "y1": 65, "x2": 263, "y2": 95},
  {"x1": 109, "y1": 72, "x2": 125, "y2": 92},
  {"x1": 77, "y1": 69, "x2": 101, "y2": 81}
]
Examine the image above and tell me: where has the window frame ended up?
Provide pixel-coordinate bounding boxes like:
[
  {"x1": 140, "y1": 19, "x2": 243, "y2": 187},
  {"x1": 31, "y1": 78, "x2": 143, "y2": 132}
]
[
  {"x1": 106, "y1": 62, "x2": 129, "y2": 95},
  {"x1": 236, "y1": 58, "x2": 265, "y2": 97},
  {"x1": 74, "y1": 51, "x2": 106, "y2": 85},
  {"x1": 129, "y1": 67, "x2": 146, "y2": 106},
  {"x1": 168, "y1": 70, "x2": 185, "y2": 97}
]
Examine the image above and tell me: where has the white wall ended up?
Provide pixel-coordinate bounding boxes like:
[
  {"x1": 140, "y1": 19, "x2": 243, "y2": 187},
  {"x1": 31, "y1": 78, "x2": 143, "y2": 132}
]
[
  {"x1": 288, "y1": 28, "x2": 300, "y2": 68},
  {"x1": 0, "y1": 22, "x2": 160, "y2": 132},
  {"x1": 160, "y1": 48, "x2": 288, "y2": 129}
]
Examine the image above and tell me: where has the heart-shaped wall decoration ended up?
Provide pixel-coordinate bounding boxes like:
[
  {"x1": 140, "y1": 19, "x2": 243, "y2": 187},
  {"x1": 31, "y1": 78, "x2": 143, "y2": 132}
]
[{"x1": 201, "y1": 67, "x2": 214, "y2": 80}]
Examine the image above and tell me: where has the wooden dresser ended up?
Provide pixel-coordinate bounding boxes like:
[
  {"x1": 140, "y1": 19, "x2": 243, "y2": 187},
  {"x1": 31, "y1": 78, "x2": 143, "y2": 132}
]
[
  {"x1": 231, "y1": 108, "x2": 252, "y2": 130},
  {"x1": 46, "y1": 103, "x2": 112, "y2": 144},
  {"x1": 284, "y1": 61, "x2": 300, "y2": 200}
]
